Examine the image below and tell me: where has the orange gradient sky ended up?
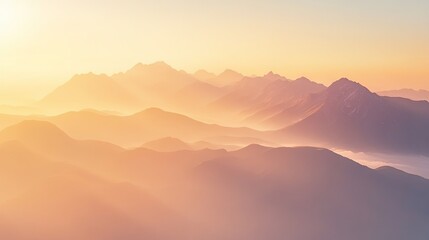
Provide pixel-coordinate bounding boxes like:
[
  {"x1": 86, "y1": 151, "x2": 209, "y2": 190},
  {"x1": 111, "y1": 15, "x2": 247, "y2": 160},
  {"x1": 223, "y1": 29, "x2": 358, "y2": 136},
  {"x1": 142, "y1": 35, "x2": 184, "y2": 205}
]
[{"x1": 0, "y1": 0, "x2": 428, "y2": 103}]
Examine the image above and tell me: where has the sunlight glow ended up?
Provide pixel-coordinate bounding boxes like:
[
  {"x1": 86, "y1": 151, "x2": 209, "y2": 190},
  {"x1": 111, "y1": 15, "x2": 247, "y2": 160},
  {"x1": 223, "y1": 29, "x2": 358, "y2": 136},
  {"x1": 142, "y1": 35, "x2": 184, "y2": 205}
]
[{"x1": 0, "y1": 1, "x2": 16, "y2": 35}]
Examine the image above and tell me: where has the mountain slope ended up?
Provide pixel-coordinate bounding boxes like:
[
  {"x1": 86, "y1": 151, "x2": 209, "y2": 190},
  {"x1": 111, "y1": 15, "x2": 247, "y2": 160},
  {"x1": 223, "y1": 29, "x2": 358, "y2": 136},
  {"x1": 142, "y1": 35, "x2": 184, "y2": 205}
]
[
  {"x1": 208, "y1": 73, "x2": 325, "y2": 127},
  {"x1": 0, "y1": 173, "x2": 189, "y2": 240},
  {"x1": 280, "y1": 78, "x2": 429, "y2": 155},
  {"x1": 0, "y1": 120, "x2": 124, "y2": 173},
  {"x1": 169, "y1": 145, "x2": 429, "y2": 240},
  {"x1": 45, "y1": 108, "x2": 266, "y2": 147},
  {"x1": 39, "y1": 73, "x2": 141, "y2": 114},
  {"x1": 243, "y1": 76, "x2": 326, "y2": 128},
  {"x1": 202, "y1": 69, "x2": 244, "y2": 87},
  {"x1": 0, "y1": 128, "x2": 428, "y2": 240},
  {"x1": 193, "y1": 69, "x2": 216, "y2": 81},
  {"x1": 112, "y1": 62, "x2": 197, "y2": 109},
  {"x1": 142, "y1": 137, "x2": 194, "y2": 152}
]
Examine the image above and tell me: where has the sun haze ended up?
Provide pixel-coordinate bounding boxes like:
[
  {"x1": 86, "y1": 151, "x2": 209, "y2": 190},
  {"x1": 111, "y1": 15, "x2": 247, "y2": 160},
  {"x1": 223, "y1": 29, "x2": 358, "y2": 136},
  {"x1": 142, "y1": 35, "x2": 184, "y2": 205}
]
[{"x1": 1, "y1": 0, "x2": 429, "y2": 102}]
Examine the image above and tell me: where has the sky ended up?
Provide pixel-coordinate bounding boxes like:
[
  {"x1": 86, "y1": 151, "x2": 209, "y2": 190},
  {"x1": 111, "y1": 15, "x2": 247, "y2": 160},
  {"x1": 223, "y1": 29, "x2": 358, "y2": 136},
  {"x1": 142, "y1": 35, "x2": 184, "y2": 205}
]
[{"x1": 0, "y1": 0, "x2": 428, "y2": 103}]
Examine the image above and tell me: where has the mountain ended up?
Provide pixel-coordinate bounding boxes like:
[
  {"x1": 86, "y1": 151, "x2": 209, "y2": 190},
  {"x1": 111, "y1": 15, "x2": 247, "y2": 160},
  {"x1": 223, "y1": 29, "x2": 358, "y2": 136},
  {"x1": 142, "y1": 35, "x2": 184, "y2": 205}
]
[
  {"x1": 243, "y1": 76, "x2": 327, "y2": 128},
  {"x1": 0, "y1": 139, "x2": 190, "y2": 240},
  {"x1": 39, "y1": 73, "x2": 141, "y2": 114},
  {"x1": 114, "y1": 61, "x2": 196, "y2": 91},
  {"x1": 193, "y1": 69, "x2": 217, "y2": 81},
  {"x1": 0, "y1": 120, "x2": 124, "y2": 172},
  {"x1": 379, "y1": 88, "x2": 429, "y2": 101},
  {"x1": 0, "y1": 108, "x2": 268, "y2": 149},
  {"x1": 208, "y1": 72, "x2": 292, "y2": 119},
  {"x1": 152, "y1": 145, "x2": 429, "y2": 240},
  {"x1": 141, "y1": 137, "x2": 238, "y2": 152},
  {"x1": 201, "y1": 69, "x2": 244, "y2": 87},
  {"x1": 172, "y1": 81, "x2": 227, "y2": 117},
  {"x1": 0, "y1": 141, "x2": 88, "y2": 202},
  {"x1": 44, "y1": 108, "x2": 266, "y2": 148},
  {"x1": 208, "y1": 73, "x2": 325, "y2": 128},
  {"x1": 280, "y1": 78, "x2": 429, "y2": 155},
  {"x1": 192, "y1": 141, "x2": 240, "y2": 151},
  {"x1": 112, "y1": 62, "x2": 197, "y2": 109},
  {"x1": 142, "y1": 137, "x2": 194, "y2": 152},
  {"x1": 0, "y1": 113, "x2": 27, "y2": 131}
]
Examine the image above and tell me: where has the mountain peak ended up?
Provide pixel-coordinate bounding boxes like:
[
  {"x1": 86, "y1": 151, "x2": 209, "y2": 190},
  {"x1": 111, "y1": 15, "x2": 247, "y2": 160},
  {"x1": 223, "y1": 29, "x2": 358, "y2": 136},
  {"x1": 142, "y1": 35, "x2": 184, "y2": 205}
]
[
  {"x1": 150, "y1": 61, "x2": 170, "y2": 68},
  {"x1": 218, "y1": 69, "x2": 242, "y2": 78},
  {"x1": 131, "y1": 62, "x2": 144, "y2": 70},
  {"x1": 328, "y1": 78, "x2": 371, "y2": 94},
  {"x1": 321, "y1": 78, "x2": 377, "y2": 118},
  {"x1": 263, "y1": 71, "x2": 287, "y2": 81},
  {"x1": 136, "y1": 107, "x2": 166, "y2": 116},
  {"x1": 128, "y1": 61, "x2": 173, "y2": 73},
  {"x1": 264, "y1": 71, "x2": 284, "y2": 78},
  {"x1": 295, "y1": 76, "x2": 311, "y2": 83},
  {"x1": 194, "y1": 69, "x2": 216, "y2": 81}
]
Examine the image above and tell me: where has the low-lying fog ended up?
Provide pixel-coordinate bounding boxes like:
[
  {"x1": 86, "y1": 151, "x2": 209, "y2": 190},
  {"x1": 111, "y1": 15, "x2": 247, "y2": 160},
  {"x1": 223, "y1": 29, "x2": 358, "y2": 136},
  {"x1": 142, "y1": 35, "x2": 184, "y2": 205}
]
[{"x1": 335, "y1": 150, "x2": 429, "y2": 179}]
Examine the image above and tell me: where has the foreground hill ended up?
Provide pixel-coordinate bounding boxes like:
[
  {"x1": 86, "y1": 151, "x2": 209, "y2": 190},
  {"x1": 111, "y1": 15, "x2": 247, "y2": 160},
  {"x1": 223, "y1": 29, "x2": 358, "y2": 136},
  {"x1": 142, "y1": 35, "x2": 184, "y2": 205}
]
[
  {"x1": 170, "y1": 145, "x2": 429, "y2": 240},
  {"x1": 0, "y1": 120, "x2": 427, "y2": 240},
  {"x1": 0, "y1": 145, "x2": 189, "y2": 240}
]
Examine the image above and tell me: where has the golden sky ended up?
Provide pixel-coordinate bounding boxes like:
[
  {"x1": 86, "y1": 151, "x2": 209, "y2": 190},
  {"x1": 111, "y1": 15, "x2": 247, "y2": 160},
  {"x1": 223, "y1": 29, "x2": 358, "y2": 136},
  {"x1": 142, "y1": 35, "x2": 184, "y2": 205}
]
[{"x1": 1, "y1": 0, "x2": 428, "y2": 103}]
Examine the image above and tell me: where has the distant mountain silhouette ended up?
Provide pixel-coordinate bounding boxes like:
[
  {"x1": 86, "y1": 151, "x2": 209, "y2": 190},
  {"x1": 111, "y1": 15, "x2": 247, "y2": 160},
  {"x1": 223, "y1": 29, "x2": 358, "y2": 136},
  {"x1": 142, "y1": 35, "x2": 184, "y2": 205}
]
[
  {"x1": 39, "y1": 73, "x2": 141, "y2": 114},
  {"x1": 43, "y1": 108, "x2": 266, "y2": 148},
  {"x1": 193, "y1": 69, "x2": 216, "y2": 81},
  {"x1": 0, "y1": 120, "x2": 124, "y2": 171},
  {"x1": 112, "y1": 62, "x2": 197, "y2": 109},
  {"x1": 208, "y1": 74, "x2": 325, "y2": 127},
  {"x1": 0, "y1": 108, "x2": 268, "y2": 148},
  {"x1": 379, "y1": 88, "x2": 429, "y2": 101},
  {"x1": 280, "y1": 78, "x2": 429, "y2": 155},
  {"x1": 201, "y1": 69, "x2": 244, "y2": 87},
  {"x1": 173, "y1": 81, "x2": 227, "y2": 114},
  {"x1": 243, "y1": 76, "x2": 326, "y2": 128}
]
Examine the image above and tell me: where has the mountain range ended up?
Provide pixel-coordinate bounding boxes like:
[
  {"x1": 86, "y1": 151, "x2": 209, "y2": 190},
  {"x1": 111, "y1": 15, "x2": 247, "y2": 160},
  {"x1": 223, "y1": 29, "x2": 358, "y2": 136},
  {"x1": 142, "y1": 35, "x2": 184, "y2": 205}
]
[
  {"x1": 4, "y1": 62, "x2": 429, "y2": 158},
  {"x1": 0, "y1": 108, "x2": 266, "y2": 148}
]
